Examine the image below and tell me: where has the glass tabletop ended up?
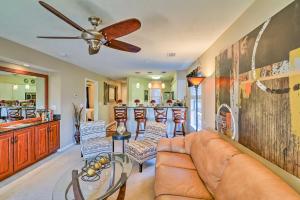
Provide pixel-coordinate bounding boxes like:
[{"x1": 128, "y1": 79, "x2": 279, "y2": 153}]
[{"x1": 52, "y1": 153, "x2": 132, "y2": 200}]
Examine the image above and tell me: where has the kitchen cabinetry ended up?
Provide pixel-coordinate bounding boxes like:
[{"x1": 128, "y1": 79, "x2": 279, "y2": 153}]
[
  {"x1": 0, "y1": 120, "x2": 60, "y2": 180},
  {"x1": 0, "y1": 131, "x2": 14, "y2": 180}
]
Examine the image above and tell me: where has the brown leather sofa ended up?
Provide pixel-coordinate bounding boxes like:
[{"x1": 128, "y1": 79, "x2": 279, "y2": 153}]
[{"x1": 154, "y1": 130, "x2": 300, "y2": 200}]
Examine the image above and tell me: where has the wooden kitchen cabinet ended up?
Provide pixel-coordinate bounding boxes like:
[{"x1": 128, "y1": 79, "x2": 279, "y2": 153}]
[
  {"x1": 49, "y1": 121, "x2": 60, "y2": 153},
  {"x1": 13, "y1": 127, "x2": 35, "y2": 172},
  {"x1": 0, "y1": 120, "x2": 60, "y2": 180},
  {"x1": 35, "y1": 123, "x2": 49, "y2": 161},
  {"x1": 0, "y1": 131, "x2": 14, "y2": 180}
]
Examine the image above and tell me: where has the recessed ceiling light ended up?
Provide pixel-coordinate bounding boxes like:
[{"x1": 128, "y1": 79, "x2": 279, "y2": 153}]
[
  {"x1": 135, "y1": 72, "x2": 140, "y2": 74},
  {"x1": 147, "y1": 72, "x2": 153, "y2": 74},
  {"x1": 151, "y1": 75, "x2": 160, "y2": 80},
  {"x1": 167, "y1": 52, "x2": 176, "y2": 57},
  {"x1": 161, "y1": 71, "x2": 167, "y2": 74}
]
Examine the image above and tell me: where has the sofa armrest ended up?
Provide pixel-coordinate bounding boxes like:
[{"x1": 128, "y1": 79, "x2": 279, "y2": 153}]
[{"x1": 157, "y1": 137, "x2": 186, "y2": 153}]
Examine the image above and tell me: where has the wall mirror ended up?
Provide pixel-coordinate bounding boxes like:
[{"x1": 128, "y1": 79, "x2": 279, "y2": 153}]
[{"x1": 0, "y1": 66, "x2": 48, "y2": 123}]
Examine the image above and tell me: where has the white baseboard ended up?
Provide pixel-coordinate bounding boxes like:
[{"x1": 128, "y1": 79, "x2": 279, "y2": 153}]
[{"x1": 58, "y1": 142, "x2": 76, "y2": 152}]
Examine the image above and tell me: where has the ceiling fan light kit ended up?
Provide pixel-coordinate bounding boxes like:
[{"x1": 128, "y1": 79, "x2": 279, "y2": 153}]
[{"x1": 37, "y1": 1, "x2": 141, "y2": 55}]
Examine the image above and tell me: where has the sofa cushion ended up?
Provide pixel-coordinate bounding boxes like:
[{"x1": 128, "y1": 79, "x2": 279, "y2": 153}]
[
  {"x1": 157, "y1": 137, "x2": 186, "y2": 153},
  {"x1": 156, "y1": 195, "x2": 201, "y2": 200},
  {"x1": 155, "y1": 165, "x2": 213, "y2": 199},
  {"x1": 156, "y1": 152, "x2": 196, "y2": 170},
  {"x1": 215, "y1": 154, "x2": 300, "y2": 200},
  {"x1": 190, "y1": 135, "x2": 240, "y2": 194}
]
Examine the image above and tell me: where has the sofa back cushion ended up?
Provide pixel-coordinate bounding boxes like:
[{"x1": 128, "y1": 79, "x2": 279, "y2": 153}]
[
  {"x1": 215, "y1": 154, "x2": 300, "y2": 200},
  {"x1": 190, "y1": 133, "x2": 240, "y2": 194}
]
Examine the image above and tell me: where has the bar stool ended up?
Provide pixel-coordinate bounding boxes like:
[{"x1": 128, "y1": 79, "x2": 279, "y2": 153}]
[
  {"x1": 7, "y1": 107, "x2": 23, "y2": 121},
  {"x1": 114, "y1": 107, "x2": 128, "y2": 131},
  {"x1": 134, "y1": 108, "x2": 147, "y2": 140},
  {"x1": 25, "y1": 108, "x2": 36, "y2": 119},
  {"x1": 154, "y1": 107, "x2": 168, "y2": 124},
  {"x1": 172, "y1": 108, "x2": 187, "y2": 137}
]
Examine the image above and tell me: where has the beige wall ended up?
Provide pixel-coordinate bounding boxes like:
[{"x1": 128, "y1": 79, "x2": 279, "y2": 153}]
[
  {"x1": 0, "y1": 37, "x2": 119, "y2": 148},
  {"x1": 186, "y1": 0, "x2": 300, "y2": 190}
]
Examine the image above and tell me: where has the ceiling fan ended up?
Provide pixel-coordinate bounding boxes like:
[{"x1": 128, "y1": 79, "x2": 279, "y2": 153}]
[{"x1": 37, "y1": 1, "x2": 141, "y2": 55}]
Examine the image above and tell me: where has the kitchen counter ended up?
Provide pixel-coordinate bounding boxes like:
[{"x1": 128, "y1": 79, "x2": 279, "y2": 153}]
[{"x1": 0, "y1": 119, "x2": 60, "y2": 134}]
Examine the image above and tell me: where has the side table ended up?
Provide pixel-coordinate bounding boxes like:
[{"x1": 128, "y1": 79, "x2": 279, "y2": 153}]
[{"x1": 112, "y1": 131, "x2": 131, "y2": 153}]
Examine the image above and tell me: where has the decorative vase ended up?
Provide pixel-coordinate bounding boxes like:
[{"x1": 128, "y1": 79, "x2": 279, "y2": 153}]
[
  {"x1": 116, "y1": 123, "x2": 126, "y2": 135},
  {"x1": 74, "y1": 124, "x2": 80, "y2": 144}
]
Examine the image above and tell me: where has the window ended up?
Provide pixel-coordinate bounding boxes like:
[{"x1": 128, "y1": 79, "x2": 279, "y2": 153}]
[
  {"x1": 150, "y1": 88, "x2": 161, "y2": 104},
  {"x1": 190, "y1": 85, "x2": 202, "y2": 130}
]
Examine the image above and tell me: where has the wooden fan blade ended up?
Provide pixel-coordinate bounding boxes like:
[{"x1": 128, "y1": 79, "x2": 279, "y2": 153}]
[
  {"x1": 100, "y1": 18, "x2": 141, "y2": 41},
  {"x1": 88, "y1": 46, "x2": 100, "y2": 55},
  {"x1": 39, "y1": 1, "x2": 87, "y2": 32},
  {"x1": 37, "y1": 36, "x2": 82, "y2": 39},
  {"x1": 105, "y1": 40, "x2": 141, "y2": 53}
]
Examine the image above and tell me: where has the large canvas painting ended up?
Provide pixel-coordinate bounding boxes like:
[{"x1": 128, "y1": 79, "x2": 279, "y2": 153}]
[{"x1": 215, "y1": 0, "x2": 300, "y2": 178}]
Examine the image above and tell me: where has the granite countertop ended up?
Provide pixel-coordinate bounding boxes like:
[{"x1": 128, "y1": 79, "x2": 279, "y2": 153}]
[{"x1": 0, "y1": 119, "x2": 59, "y2": 134}]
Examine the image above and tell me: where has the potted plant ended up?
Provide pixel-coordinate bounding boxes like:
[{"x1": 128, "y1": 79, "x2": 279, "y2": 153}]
[
  {"x1": 166, "y1": 99, "x2": 173, "y2": 106},
  {"x1": 134, "y1": 99, "x2": 140, "y2": 106},
  {"x1": 73, "y1": 103, "x2": 83, "y2": 144},
  {"x1": 150, "y1": 99, "x2": 156, "y2": 106},
  {"x1": 117, "y1": 99, "x2": 123, "y2": 106}
]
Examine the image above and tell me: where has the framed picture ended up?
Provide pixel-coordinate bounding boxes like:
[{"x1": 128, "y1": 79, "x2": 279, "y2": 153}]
[
  {"x1": 144, "y1": 90, "x2": 149, "y2": 101},
  {"x1": 163, "y1": 92, "x2": 174, "y2": 102},
  {"x1": 104, "y1": 82, "x2": 118, "y2": 105},
  {"x1": 109, "y1": 86, "x2": 116, "y2": 102}
]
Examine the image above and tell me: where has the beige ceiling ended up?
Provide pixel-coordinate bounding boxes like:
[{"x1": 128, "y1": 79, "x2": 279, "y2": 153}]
[{"x1": 0, "y1": 0, "x2": 254, "y2": 79}]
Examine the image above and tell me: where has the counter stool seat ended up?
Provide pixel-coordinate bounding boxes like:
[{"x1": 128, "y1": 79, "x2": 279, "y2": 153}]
[
  {"x1": 134, "y1": 108, "x2": 147, "y2": 140},
  {"x1": 114, "y1": 107, "x2": 128, "y2": 131},
  {"x1": 154, "y1": 107, "x2": 168, "y2": 124},
  {"x1": 172, "y1": 108, "x2": 187, "y2": 137}
]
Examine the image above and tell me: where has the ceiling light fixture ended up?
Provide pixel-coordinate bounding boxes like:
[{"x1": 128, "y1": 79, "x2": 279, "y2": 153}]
[
  {"x1": 136, "y1": 82, "x2": 140, "y2": 89},
  {"x1": 147, "y1": 72, "x2": 153, "y2": 74},
  {"x1": 151, "y1": 75, "x2": 160, "y2": 80}
]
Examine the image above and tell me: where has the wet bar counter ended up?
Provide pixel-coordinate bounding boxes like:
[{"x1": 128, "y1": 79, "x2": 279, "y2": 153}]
[
  {"x1": 0, "y1": 118, "x2": 60, "y2": 180},
  {"x1": 0, "y1": 118, "x2": 58, "y2": 134}
]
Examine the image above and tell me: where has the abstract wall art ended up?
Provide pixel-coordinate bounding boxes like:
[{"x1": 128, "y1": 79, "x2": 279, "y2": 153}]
[{"x1": 215, "y1": 0, "x2": 300, "y2": 178}]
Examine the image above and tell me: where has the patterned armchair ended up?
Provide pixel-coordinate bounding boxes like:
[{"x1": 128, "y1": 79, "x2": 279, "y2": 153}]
[
  {"x1": 125, "y1": 121, "x2": 167, "y2": 172},
  {"x1": 80, "y1": 121, "x2": 112, "y2": 160}
]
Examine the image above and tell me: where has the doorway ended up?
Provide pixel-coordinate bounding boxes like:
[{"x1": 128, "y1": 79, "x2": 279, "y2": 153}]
[{"x1": 85, "y1": 79, "x2": 98, "y2": 121}]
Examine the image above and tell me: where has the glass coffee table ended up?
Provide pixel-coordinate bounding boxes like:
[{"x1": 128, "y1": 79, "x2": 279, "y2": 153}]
[{"x1": 52, "y1": 153, "x2": 132, "y2": 200}]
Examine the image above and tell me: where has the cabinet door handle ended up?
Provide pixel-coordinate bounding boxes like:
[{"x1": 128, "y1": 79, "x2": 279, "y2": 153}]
[{"x1": 14, "y1": 136, "x2": 18, "y2": 144}]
